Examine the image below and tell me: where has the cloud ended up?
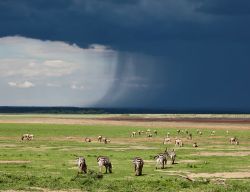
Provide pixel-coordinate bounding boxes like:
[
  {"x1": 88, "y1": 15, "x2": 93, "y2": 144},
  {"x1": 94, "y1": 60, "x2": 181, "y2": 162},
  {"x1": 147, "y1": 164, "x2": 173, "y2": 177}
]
[
  {"x1": 195, "y1": 0, "x2": 250, "y2": 16},
  {"x1": 71, "y1": 84, "x2": 84, "y2": 90},
  {"x1": 8, "y1": 81, "x2": 35, "y2": 88},
  {"x1": 0, "y1": 36, "x2": 118, "y2": 106},
  {"x1": 46, "y1": 83, "x2": 61, "y2": 87}
]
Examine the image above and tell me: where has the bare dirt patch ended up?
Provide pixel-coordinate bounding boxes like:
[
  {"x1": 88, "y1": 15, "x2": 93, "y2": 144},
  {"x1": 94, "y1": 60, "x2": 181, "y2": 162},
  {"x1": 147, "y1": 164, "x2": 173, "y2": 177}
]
[
  {"x1": 0, "y1": 160, "x2": 31, "y2": 164},
  {"x1": 188, "y1": 172, "x2": 250, "y2": 179},
  {"x1": 178, "y1": 160, "x2": 201, "y2": 163},
  {"x1": 1, "y1": 116, "x2": 250, "y2": 130},
  {"x1": 0, "y1": 144, "x2": 18, "y2": 148}
]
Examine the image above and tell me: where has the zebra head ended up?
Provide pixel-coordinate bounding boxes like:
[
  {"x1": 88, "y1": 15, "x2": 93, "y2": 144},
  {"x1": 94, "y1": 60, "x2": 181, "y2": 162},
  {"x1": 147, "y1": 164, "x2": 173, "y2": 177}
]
[{"x1": 77, "y1": 157, "x2": 85, "y2": 167}]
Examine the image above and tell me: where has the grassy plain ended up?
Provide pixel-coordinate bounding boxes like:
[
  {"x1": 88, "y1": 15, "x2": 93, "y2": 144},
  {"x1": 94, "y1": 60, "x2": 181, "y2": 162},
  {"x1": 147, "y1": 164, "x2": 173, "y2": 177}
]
[{"x1": 0, "y1": 114, "x2": 250, "y2": 191}]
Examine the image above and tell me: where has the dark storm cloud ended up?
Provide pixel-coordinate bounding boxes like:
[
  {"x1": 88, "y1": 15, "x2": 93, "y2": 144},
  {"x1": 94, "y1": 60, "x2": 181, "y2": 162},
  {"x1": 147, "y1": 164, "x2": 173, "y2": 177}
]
[
  {"x1": 195, "y1": 0, "x2": 250, "y2": 15},
  {"x1": 1, "y1": 0, "x2": 250, "y2": 111}
]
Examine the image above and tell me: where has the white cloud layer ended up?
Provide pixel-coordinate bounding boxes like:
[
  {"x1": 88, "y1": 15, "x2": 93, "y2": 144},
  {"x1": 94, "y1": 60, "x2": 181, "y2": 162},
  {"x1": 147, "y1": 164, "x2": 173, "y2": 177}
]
[
  {"x1": 0, "y1": 36, "x2": 118, "y2": 106},
  {"x1": 8, "y1": 81, "x2": 35, "y2": 88}
]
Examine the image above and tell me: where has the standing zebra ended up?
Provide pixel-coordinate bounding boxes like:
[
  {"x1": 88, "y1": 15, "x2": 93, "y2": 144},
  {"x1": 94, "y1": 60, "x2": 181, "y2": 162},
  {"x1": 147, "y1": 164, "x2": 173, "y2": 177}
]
[
  {"x1": 133, "y1": 157, "x2": 144, "y2": 176},
  {"x1": 76, "y1": 157, "x2": 87, "y2": 174},
  {"x1": 154, "y1": 154, "x2": 167, "y2": 169},
  {"x1": 230, "y1": 137, "x2": 239, "y2": 145},
  {"x1": 175, "y1": 139, "x2": 183, "y2": 147},
  {"x1": 154, "y1": 130, "x2": 158, "y2": 135},
  {"x1": 97, "y1": 156, "x2": 112, "y2": 173},
  {"x1": 165, "y1": 148, "x2": 176, "y2": 164},
  {"x1": 98, "y1": 135, "x2": 103, "y2": 142}
]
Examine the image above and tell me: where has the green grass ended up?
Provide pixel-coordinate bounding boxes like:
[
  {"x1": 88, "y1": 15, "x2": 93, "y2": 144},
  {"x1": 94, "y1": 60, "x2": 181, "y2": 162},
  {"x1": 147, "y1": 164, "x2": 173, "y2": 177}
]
[{"x1": 0, "y1": 121, "x2": 250, "y2": 191}]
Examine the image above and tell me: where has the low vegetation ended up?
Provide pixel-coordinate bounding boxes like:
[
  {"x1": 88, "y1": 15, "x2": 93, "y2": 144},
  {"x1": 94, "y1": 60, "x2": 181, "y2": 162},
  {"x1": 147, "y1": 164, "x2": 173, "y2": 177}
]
[{"x1": 0, "y1": 116, "x2": 249, "y2": 191}]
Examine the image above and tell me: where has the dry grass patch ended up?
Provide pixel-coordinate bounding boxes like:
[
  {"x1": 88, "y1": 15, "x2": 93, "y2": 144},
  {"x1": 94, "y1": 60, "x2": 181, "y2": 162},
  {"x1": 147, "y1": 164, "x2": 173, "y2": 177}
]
[
  {"x1": 193, "y1": 151, "x2": 250, "y2": 156},
  {"x1": 0, "y1": 160, "x2": 31, "y2": 164},
  {"x1": 188, "y1": 172, "x2": 250, "y2": 179}
]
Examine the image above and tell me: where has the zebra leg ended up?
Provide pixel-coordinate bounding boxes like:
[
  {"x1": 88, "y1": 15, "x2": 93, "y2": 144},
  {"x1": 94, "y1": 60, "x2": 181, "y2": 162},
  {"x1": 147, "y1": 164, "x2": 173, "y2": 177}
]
[
  {"x1": 155, "y1": 162, "x2": 158, "y2": 169},
  {"x1": 105, "y1": 165, "x2": 108, "y2": 174}
]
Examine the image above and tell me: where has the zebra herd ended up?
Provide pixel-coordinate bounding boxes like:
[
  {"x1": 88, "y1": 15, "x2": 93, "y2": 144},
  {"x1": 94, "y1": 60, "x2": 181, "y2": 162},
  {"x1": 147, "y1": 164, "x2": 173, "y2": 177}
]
[
  {"x1": 131, "y1": 129, "x2": 157, "y2": 137},
  {"x1": 76, "y1": 147, "x2": 176, "y2": 176},
  {"x1": 20, "y1": 128, "x2": 239, "y2": 177}
]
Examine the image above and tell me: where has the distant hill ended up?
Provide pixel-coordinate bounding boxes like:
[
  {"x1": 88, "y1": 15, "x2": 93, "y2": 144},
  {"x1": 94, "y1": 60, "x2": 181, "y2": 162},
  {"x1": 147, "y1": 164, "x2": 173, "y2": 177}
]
[{"x1": 0, "y1": 106, "x2": 249, "y2": 114}]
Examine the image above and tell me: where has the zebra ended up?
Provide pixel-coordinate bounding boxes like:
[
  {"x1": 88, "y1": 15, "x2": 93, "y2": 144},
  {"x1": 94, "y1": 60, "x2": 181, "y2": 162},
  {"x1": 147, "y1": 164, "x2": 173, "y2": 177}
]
[
  {"x1": 167, "y1": 132, "x2": 170, "y2": 137},
  {"x1": 211, "y1": 131, "x2": 216, "y2": 136},
  {"x1": 163, "y1": 137, "x2": 171, "y2": 144},
  {"x1": 21, "y1": 134, "x2": 33, "y2": 141},
  {"x1": 76, "y1": 157, "x2": 87, "y2": 174},
  {"x1": 98, "y1": 135, "x2": 102, "y2": 142},
  {"x1": 175, "y1": 139, "x2": 183, "y2": 147},
  {"x1": 102, "y1": 138, "x2": 111, "y2": 144},
  {"x1": 97, "y1": 156, "x2": 112, "y2": 173},
  {"x1": 28, "y1": 134, "x2": 34, "y2": 140},
  {"x1": 85, "y1": 137, "x2": 91, "y2": 142},
  {"x1": 193, "y1": 142, "x2": 198, "y2": 148},
  {"x1": 147, "y1": 133, "x2": 153, "y2": 137},
  {"x1": 164, "y1": 148, "x2": 176, "y2": 164},
  {"x1": 188, "y1": 133, "x2": 192, "y2": 140},
  {"x1": 230, "y1": 137, "x2": 239, "y2": 145},
  {"x1": 138, "y1": 130, "x2": 141, "y2": 135},
  {"x1": 154, "y1": 130, "x2": 158, "y2": 135},
  {"x1": 132, "y1": 157, "x2": 144, "y2": 176},
  {"x1": 154, "y1": 154, "x2": 167, "y2": 169},
  {"x1": 131, "y1": 132, "x2": 136, "y2": 137}
]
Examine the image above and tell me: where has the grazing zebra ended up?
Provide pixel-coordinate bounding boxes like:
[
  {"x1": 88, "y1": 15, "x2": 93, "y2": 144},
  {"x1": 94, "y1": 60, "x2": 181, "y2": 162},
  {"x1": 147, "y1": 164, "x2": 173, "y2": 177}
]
[
  {"x1": 193, "y1": 142, "x2": 198, "y2": 148},
  {"x1": 230, "y1": 137, "x2": 239, "y2": 145},
  {"x1": 76, "y1": 157, "x2": 87, "y2": 174},
  {"x1": 175, "y1": 139, "x2": 183, "y2": 147},
  {"x1": 154, "y1": 130, "x2": 158, "y2": 135},
  {"x1": 21, "y1": 134, "x2": 29, "y2": 140},
  {"x1": 147, "y1": 133, "x2": 153, "y2": 137},
  {"x1": 131, "y1": 132, "x2": 136, "y2": 137},
  {"x1": 85, "y1": 137, "x2": 91, "y2": 142},
  {"x1": 28, "y1": 134, "x2": 34, "y2": 140},
  {"x1": 102, "y1": 138, "x2": 111, "y2": 144},
  {"x1": 188, "y1": 133, "x2": 192, "y2": 140},
  {"x1": 154, "y1": 154, "x2": 167, "y2": 169},
  {"x1": 21, "y1": 134, "x2": 33, "y2": 141},
  {"x1": 132, "y1": 157, "x2": 144, "y2": 176},
  {"x1": 98, "y1": 136, "x2": 103, "y2": 142},
  {"x1": 163, "y1": 137, "x2": 171, "y2": 144},
  {"x1": 97, "y1": 156, "x2": 112, "y2": 173},
  {"x1": 165, "y1": 148, "x2": 176, "y2": 164}
]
